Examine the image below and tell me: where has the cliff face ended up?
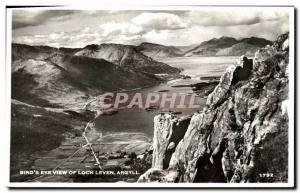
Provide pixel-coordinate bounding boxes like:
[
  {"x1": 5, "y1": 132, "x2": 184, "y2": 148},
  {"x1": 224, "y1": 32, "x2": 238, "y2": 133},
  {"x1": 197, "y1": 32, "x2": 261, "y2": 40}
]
[{"x1": 138, "y1": 33, "x2": 289, "y2": 183}]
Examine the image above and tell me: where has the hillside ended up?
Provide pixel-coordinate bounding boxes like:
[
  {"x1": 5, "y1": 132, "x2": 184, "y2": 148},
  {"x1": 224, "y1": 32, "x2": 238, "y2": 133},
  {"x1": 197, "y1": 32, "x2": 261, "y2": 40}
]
[
  {"x1": 184, "y1": 36, "x2": 238, "y2": 56},
  {"x1": 216, "y1": 42, "x2": 260, "y2": 56},
  {"x1": 239, "y1": 37, "x2": 272, "y2": 47},
  {"x1": 216, "y1": 37, "x2": 272, "y2": 56},
  {"x1": 12, "y1": 44, "x2": 163, "y2": 108},
  {"x1": 74, "y1": 43, "x2": 180, "y2": 74},
  {"x1": 136, "y1": 42, "x2": 183, "y2": 58},
  {"x1": 184, "y1": 36, "x2": 271, "y2": 57}
]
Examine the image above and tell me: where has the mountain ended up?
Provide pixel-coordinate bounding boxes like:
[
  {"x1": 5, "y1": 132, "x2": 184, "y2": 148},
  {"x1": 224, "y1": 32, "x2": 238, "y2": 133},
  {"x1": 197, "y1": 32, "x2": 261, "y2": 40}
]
[
  {"x1": 239, "y1": 36, "x2": 272, "y2": 47},
  {"x1": 74, "y1": 43, "x2": 180, "y2": 74},
  {"x1": 184, "y1": 36, "x2": 238, "y2": 56},
  {"x1": 184, "y1": 36, "x2": 271, "y2": 57},
  {"x1": 216, "y1": 37, "x2": 272, "y2": 56},
  {"x1": 136, "y1": 42, "x2": 183, "y2": 58},
  {"x1": 139, "y1": 33, "x2": 289, "y2": 183},
  {"x1": 11, "y1": 42, "x2": 170, "y2": 181},
  {"x1": 216, "y1": 42, "x2": 260, "y2": 56},
  {"x1": 12, "y1": 43, "x2": 163, "y2": 108},
  {"x1": 133, "y1": 37, "x2": 271, "y2": 58},
  {"x1": 176, "y1": 44, "x2": 200, "y2": 52}
]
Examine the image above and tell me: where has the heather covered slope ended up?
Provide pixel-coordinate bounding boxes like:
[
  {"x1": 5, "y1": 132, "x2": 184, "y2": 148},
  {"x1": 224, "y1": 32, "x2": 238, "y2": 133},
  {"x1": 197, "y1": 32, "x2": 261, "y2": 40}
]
[{"x1": 139, "y1": 33, "x2": 290, "y2": 183}]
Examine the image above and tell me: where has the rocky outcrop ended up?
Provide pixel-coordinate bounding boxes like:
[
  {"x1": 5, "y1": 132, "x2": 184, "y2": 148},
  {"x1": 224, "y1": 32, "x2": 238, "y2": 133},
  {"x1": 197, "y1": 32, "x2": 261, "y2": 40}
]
[
  {"x1": 139, "y1": 33, "x2": 289, "y2": 183},
  {"x1": 151, "y1": 114, "x2": 191, "y2": 170}
]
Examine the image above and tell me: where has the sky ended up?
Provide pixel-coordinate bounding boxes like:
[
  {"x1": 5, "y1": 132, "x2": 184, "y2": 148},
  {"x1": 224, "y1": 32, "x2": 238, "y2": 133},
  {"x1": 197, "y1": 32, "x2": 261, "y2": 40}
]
[{"x1": 11, "y1": 9, "x2": 289, "y2": 48}]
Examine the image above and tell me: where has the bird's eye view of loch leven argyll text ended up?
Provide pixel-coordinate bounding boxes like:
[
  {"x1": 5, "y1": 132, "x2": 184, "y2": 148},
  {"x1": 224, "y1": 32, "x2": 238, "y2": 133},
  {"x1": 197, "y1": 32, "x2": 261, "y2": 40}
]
[{"x1": 9, "y1": 7, "x2": 293, "y2": 186}]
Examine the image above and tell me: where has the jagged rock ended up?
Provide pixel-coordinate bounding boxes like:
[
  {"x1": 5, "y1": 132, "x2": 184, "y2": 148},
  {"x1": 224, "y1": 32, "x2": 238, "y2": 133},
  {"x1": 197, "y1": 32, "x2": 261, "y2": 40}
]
[
  {"x1": 152, "y1": 114, "x2": 174, "y2": 169},
  {"x1": 139, "y1": 33, "x2": 289, "y2": 183},
  {"x1": 205, "y1": 55, "x2": 254, "y2": 109},
  {"x1": 206, "y1": 65, "x2": 237, "y2": 108},
  {"x1": 152, "y1": 114, "x2": 191, "y2": 170}
]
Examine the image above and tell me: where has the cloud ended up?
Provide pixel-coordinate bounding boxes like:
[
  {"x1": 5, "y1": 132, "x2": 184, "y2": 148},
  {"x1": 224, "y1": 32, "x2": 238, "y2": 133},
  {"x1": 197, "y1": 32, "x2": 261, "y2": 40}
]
[
  {"x1": 99, "y1": 12, "x2": 190, "y2": 36},
  {"x1": 13, "y1": 30, "x2": 103, "y2": 48},
  {"x1": 131, "y1": 12, "x2": 189, "y2": 30},
  {"x1": 187, "y1": 10, "x2": 288, "y2": 27},
  {"x1": 12, "y1": 10, "x2": 76, "y2": 29},
  {"x1": 11, "y1": 9, "x2": 290, "y2": 47},
  {"x1": 100, "y1": 22, "x2": 143, "y2": 36},
  {"x1": 97, "y1": 12, "x2": 190, "y2": 40},
  {"x1": 141, "y1": 30, "x2": 171, "y2": 43}
]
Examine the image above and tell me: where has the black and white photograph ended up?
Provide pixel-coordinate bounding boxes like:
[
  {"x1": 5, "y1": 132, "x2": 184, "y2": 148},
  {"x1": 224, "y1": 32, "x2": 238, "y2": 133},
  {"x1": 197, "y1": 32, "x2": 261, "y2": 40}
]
[{"x1": 5, "y1": 6, "x2": 295, "y2": 188}]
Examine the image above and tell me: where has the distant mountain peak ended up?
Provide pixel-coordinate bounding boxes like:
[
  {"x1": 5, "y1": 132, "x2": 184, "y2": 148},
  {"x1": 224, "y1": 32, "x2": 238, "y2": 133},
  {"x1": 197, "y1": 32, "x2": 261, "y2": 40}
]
[
  {"x1": 75, "y1": 42, "x2": 180, "y2": 74},
  {"x1": 136, "y1": 42, "x2": 184, "y2": 59},
  {"x1": 184, "y1": 36, "x2": 271, "y2": 57},
  {"x1": 238, "y1": 37, "x2": 272, "y2": 47}
]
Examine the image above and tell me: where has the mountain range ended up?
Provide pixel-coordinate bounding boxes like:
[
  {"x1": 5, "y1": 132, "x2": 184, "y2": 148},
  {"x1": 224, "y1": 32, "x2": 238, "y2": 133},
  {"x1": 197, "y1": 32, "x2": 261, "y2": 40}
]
[
  {"x1": 11, "y1": 35, "x2": 273, "y2": 126},
  {"x1": 136, "y1": 36, "x2": 272, "y2": 58},
  {"x1": 12, "y1": 43, "x2": 180, "y2": 108},
  {"x1": 136, "y1": 42, "x2": 183, "y2": 58},
  {"x1": 75, "y1": 43, "x2": 180, "y2": 74}
]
